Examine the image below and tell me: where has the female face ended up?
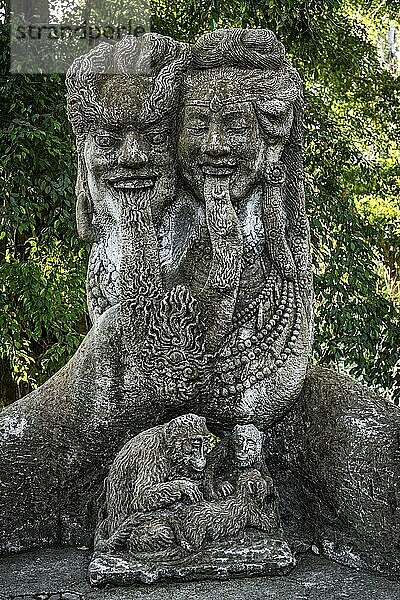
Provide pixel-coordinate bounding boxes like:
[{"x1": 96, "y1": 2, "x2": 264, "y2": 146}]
[{"x1": 178, "y1": 97, "x2": 266, "y2": 205}]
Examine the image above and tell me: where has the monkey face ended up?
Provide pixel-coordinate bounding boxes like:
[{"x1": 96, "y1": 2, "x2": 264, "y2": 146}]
[
  {"x1": 232, "y1": 424, "x2": 263, "y2": 467},
  {"x1": 166, "y1": 414, "x2": 211, "y2": 477},
  {"x1": 166, "y1": 434, "x2": 209, "y2": 480},
  {"x1": 182, "y1": 435, "x2": 208, "y2": 473}
]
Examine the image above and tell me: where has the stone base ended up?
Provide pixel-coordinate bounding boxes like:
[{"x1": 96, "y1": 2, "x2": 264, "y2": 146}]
[
  {"x1": 1, "y1": 547, "x2": 400, "y2": 600},
  {"x1": 89, "y1": 538, "x2": 295, "y2": 586}
]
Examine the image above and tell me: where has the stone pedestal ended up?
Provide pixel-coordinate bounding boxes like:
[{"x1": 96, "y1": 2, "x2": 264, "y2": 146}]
[
  {"x1": 89, "y1": 537, "x2": 295, "y2": 586},
  {"x1": 1, "y1": 548, "x2": 400, "y2": 600}
]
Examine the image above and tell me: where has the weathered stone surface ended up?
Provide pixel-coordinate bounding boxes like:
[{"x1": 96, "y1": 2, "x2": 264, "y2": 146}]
[
  {"x1": 1, "y1": 548, "x2": 400, "y2": 600},
  {"x1": 266, "y1": 365, "x2": 400, "y2": 576},
  {"x1": 0, "y1": 27, "x2": 399, "y2": 586},
  {"x1": 91, "y1": 416, "x2": 292, "y2": 583},
  {"x1": 89, "y1": 537, "x2": 295, "y2": 585},
  {"x1": 0, "y1": 306, "x2": 159, "y2": 554}
]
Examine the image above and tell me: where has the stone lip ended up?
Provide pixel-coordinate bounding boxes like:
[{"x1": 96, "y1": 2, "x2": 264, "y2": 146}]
[{"x1": 89, "y1": 538, "x2": 295, "y2": 586}]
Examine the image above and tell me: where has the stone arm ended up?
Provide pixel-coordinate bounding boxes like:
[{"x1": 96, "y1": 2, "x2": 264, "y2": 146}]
[
  {"x1": 204, "y1": 441, "x2": 230, "y2": 500},
  {"x1": 247, "y1": 471, "x2": 283, "y2": 535},
  {"x1": 254, "y1": 457, "x2": 275, "y2": 484},
  {"x1": 199, "y1": 175, "x2": 243, "y2": 353},
  {"x1": 131, "y1": 478, "x2": 203, "y2": 512},
  {"x1": 248, "y1": 496, "x2": 283, "y2": 535},
  {"x1": 107, "y1": 470, "x2": 203, "y2": 537}
]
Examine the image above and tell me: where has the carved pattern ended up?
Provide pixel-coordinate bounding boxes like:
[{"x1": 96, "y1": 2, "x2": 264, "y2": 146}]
[
  {"x1": 65, "y1": 29, "x2": 310, "y2": 582},
  {"x1": 93, "y1": 417, "x2": 289, "y2": 574},
  {"x1": 141, "y1": 285, "x2": 209, "y2": 404}
]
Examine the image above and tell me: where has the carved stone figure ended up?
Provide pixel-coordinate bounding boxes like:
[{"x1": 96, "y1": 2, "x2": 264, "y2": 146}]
[
  {"x1": 175, "y1": 30, "x2": 313, "y2": 426},
  {"x1": 0, "y1": 33, "x2": 193, "y2": 553},
  {"x1": 68, "y1": 29, "x2": 314, "y2": 423},
  {"x1": 170, "y1": 469, "x2": 280, "y2": 552},
  {"x1": 126, "y1": 469, "x2": 280, "y2": 555},
  {"x1": 204, "y1": 423, "x2": 274, "y2": 499},
  {"x1": 95, "y1": 413, "x2": 209, "y2": 550},
  {"x1": 67, "y1": 34, "x2": 191, "y2": 323},
  {"x1": 90, "y1": 416, "x2": 294, "y2": 585},
  {"x1": 0, "y1": 27, "x2": 399, "y2": 585}
]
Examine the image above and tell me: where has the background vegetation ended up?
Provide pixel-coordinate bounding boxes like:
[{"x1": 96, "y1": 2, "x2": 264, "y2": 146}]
[{"x1": 1, "y1": 0, "x2": 399, "y2": 407}]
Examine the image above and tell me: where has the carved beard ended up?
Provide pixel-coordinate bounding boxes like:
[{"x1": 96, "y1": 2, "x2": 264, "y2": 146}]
[
  {"x1": 87, "y1": 185, "x2": 157, "y2": 324},
  {"x1": 87, "y1": 231, "x2": 121, "y2": 322}
]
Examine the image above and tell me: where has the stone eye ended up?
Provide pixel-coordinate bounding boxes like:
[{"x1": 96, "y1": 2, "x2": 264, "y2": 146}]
[
  {"x1": 94, "y1": 133, "x2": 120, "y2": 149},
  {"x1": 147, "y1": 130, "x2": 168, "y2": 144},
  {"x1": 191, "y1": 438, "x2": 202, "y2": 450}
]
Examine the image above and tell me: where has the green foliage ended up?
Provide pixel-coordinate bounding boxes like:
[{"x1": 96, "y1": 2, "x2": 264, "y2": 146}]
[
  {"x1": 1, "y1": 0, "x2": 399, "y2": 406},
  {"x1": 0, "y1": 12, "x2": 88, "y2": 403}
]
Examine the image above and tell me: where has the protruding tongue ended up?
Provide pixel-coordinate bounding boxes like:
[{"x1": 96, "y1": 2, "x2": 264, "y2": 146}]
[
  {"x1": 203, "y1": 174, "x2": 234, "y2": 242},
  {"x1": 201, "y1": 174, "x2": 243, "y2": 352}
]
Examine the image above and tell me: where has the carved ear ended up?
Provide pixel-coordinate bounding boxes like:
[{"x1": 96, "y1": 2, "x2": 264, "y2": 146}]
[{"x1": 75, "y1": 155, "x2": 96, "y2": 243}]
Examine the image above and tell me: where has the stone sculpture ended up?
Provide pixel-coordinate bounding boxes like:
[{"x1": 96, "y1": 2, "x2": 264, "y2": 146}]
[
  {"x1": 95, "y1": 413, "x2": 209, "y2": 550},
  {"x1": 89, "y1": 416, "x2": 293, "y2": 585},
  {"x1": 0, "y1": 28, "x2": 399, "y2": 585},
  {"x1": 204, "y1": 422, "x2": 280, "y2": 528},
  {"x1": 65, "y1": 29, "x2": 314, "y2": 421},
  {"x1": 0, "y1": 32, "x2": 193, "y2": 553}
]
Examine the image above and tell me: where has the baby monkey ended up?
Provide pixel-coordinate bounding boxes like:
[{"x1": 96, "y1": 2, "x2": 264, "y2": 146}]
[{"x1": 204, "y1": 423, "x2": 282, "y2": 534}]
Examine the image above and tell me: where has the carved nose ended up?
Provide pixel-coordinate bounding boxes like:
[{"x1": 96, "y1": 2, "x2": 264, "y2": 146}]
[
  {"x1": 118, "y1": 133, "x2": 148, "y2": 168},
  {"x1": 201, "y1": 128, "x2": 230, "y2": 157}
]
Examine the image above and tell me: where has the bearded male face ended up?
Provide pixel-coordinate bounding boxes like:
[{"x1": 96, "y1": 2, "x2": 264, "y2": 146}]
[
  {"x1": 83, "y1": 76, "x2": 176, "y2": 229},
  {"x1": 66, "y1": 34, "x2": 191, "y2": 320}
]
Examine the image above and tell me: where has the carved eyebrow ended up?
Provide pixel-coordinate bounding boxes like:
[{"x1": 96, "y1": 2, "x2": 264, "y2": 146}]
[
  {"x1": 221, "y1": 111, "x2": 248, "y2": 121},
  {"x1": 93, "y1": 127, "x2": 122, "y2": 136},
  {"x1": 143, "y1": 126, "x2": 170, "y2": 133},
  {"x1": 97, "y1": 117, "x2": 123, "y2": 131},
  {"x1": 185, "y1": 108, "x2": 210, "y2": 120}
]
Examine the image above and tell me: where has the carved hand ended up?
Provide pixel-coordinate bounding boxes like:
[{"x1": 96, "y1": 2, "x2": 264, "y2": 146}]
[
  {"x1": 217, "y1": 480, "x2": 235, "y2": 498},
  {"x1": 176, "y1": 478, "x2": 204, "y2": 503}
]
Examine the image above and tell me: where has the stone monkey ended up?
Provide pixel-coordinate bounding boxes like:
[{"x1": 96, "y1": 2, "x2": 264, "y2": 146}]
[
  {"x1": 204, "y1": 424, "x2": 271, "y2": 498},
  {"x1": 95, "y1": 413, "x2": 210, "y2": 550},
  {"x1": 127, "y1": 469, "x2": 279, "y2": 555},
  {"x1": 204, "y1": 423, "x2": 282, "y2": 534},
  {"x1": 173, "y1": 469, "x2": 279, "y2": 552}
]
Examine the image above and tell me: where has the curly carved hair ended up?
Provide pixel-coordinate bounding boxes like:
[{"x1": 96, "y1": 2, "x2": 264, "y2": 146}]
[{"x1": 66, "y1": 33, "x2": 191, "y2": 149}]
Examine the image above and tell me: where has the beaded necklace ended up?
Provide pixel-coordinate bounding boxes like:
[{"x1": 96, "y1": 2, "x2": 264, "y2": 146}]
[{"x1": 216, "y1": 276, "x2": 302, "y2": 397}]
